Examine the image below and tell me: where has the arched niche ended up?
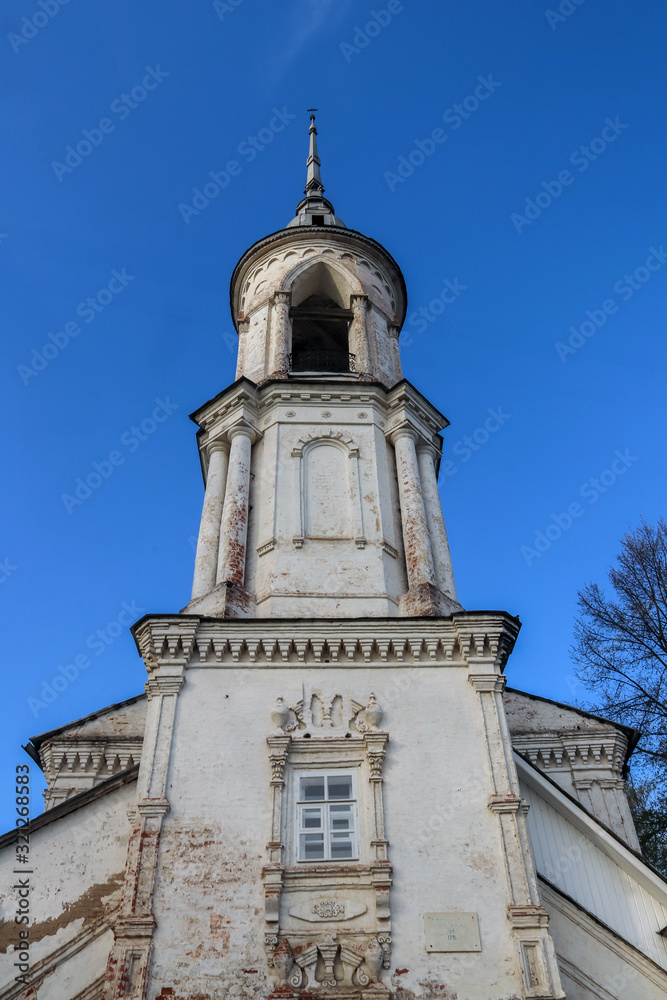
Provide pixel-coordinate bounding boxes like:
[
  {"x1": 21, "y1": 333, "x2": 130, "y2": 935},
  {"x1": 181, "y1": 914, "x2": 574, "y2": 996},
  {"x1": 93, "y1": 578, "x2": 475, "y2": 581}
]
[
  {"x1": 291, "y1": 433, "x2": 366, "y2": 548},
  {"x1": 304, "y1": 439, "x2": 351, "y2": 539},
  {"x1": 284, "y1": 260, "x2": 361, "y2": 374}
]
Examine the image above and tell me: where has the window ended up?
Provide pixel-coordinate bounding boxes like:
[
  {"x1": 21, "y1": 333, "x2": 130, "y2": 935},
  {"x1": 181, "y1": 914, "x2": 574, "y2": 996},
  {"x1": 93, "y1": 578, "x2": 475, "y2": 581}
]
[{"x1": 296, "y1": 772, "x2": 358, "y2": 862}]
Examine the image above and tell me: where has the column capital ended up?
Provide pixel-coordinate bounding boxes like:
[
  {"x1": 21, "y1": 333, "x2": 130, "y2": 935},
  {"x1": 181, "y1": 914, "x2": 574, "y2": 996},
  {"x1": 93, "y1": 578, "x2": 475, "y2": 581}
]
[
  {"x1": 350, "y1": 293, "x2": 369, "y2": 310},
  {"x1": 237, "y1": 317, "x2": 250, "y2": 332},
  {"x1": 227, "y1": 422, "x2": 259, "y2": 444},
  {"x1": 206, "y1": 439, "x2": 230, "y2": 457},
  {"x1": 389, "y1": 425, "x2": 419, "y2": 446},
  {"x1": 273, "y1": 290, "x2": 291, "y2": 305},
  {"x1": 416, "y1": 440, "x2": 440, "y2": 460},
  {"x1": 469, "y1": 673, "x2": 506, "y2": 694}
]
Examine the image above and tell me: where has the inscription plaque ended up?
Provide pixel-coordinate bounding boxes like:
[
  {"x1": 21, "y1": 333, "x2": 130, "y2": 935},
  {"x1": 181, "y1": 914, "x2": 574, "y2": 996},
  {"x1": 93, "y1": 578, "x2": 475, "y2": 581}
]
[{"x1": 423, "y1": 912, "x2": 481, "y2": 953}]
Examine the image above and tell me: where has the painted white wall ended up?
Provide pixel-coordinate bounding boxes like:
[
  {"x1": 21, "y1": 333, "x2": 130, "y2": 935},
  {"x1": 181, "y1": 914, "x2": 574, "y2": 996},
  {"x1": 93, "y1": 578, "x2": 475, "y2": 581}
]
[{"x1": 147, "y1": 661, "x2": 531, "y2": 999}]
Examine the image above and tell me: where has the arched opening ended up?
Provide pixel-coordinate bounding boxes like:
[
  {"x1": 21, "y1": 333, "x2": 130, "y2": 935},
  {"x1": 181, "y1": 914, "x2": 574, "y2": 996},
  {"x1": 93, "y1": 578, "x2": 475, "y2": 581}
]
[
  {"x1": 287, "y1": 261, "x2": 355, "y2": 373},
  {"x1": 290, "y1": 295, "x2": 353, "y2": 372}
]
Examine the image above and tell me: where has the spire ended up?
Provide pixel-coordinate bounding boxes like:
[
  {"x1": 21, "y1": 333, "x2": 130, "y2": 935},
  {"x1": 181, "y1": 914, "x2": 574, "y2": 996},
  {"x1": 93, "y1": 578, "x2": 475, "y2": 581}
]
[
  {"x1": 286, "y1": 111, "x2": 346, "y2": 229},
  {"x1": 305, "y1": 110, "x2": 324, "y2": 198}
]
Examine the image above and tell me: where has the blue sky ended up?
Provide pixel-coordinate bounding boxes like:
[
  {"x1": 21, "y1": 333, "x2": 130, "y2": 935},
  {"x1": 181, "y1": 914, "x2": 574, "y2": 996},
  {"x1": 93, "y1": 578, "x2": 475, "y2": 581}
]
[{"x1": 2, "y1": 0, "x2": 666, "y2": 828}]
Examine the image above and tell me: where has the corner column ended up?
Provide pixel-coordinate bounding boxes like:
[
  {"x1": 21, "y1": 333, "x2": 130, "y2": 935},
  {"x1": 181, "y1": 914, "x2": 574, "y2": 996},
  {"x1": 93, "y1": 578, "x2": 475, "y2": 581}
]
[
  {"x1": 391, "y1": 428, "x2": 436, "y2": 589},
  {"x1": 235, "y1": 318, "x2": 250, "y2": 379},
  {"x1": 217, "y1": 425, "x2": 255, "y2": 586},
  {"x1": 417, "y1": 443, "x2": 457, "y2": 600},
  {"x1": 269, "y1": 291, "x2": 291, "y2": 378},
  {"x1": 349, "y1": 294, "x2": 372, "y2": 376},
  {"x1": 388, "y1": 324, "x2": 403, "y2": 382},
  {"x1": 191, "y1": 443, "x2": 229, "y2": 600}
]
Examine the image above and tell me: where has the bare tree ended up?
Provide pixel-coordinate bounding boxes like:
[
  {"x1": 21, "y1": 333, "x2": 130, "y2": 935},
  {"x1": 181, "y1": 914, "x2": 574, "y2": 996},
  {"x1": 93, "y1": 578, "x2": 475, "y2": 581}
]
[
  {"x1": 572, "y1": 518, "x2": 667, "y2": 871},
  {"x1": 572, "y1": 518, "x2": 667, "y2": 776}
]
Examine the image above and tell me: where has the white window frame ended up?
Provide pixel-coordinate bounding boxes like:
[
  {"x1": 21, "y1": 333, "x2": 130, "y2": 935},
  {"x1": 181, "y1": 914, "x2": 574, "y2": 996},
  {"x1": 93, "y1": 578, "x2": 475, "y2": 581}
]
[{"x1": 293, "y1": 769, "x2": 359, "y2": 863}]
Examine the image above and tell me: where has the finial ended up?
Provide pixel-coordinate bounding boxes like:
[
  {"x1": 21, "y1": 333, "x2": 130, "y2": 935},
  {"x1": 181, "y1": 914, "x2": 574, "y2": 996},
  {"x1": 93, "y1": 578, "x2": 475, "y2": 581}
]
[
  {"x1": 284, "y1": 110, "x2": 346, "y2": 229},
  {"x1": 305, "y1": 109, "x2": 323, "y2": 197}
]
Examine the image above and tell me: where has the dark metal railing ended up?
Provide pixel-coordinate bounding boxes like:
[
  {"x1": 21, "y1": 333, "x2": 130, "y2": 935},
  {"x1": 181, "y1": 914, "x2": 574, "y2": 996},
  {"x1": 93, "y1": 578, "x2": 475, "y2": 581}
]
[{"x1": 289, "y1": 350, "x2": 357, "y2": 373}]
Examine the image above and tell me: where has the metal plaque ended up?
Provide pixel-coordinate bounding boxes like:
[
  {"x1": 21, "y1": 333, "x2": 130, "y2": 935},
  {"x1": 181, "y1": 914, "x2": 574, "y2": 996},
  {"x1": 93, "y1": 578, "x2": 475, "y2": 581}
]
[{"x1": 423, "y1": 912, "x2": 481, "y2": 952}]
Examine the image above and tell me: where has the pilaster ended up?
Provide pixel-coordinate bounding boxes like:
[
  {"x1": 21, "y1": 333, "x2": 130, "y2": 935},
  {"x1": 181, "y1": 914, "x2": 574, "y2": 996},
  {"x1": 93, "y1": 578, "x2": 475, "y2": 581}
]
[
  {"x1": 464, "y1": 617, "x2": 565, "y2": 998},
  {"x1": 104, "y1": 619, "x2": 196, "y2": 1000}
]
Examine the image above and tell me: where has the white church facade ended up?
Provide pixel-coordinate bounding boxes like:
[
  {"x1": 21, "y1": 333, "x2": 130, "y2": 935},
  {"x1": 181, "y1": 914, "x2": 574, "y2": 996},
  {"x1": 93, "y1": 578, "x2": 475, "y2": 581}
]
[{"x1": 2, "y1": 117, "x2": 667, "y2": 1000}]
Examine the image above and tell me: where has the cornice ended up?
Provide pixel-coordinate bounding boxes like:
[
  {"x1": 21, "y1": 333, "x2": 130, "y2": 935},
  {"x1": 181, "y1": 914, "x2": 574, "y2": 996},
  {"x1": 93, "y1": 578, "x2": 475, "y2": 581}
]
[
  {"x1": 130, "y1": 612, "x2": 520, "y2": 673},
  {"x1": 512, "y1": 730, "x2": 628, "y2": 774},
  {"x1": 229, "y1": 226, "x2": 408, "y2": 332},
  {"x1": 189, "y1": 378, "x2": 449, "y2": 472}
]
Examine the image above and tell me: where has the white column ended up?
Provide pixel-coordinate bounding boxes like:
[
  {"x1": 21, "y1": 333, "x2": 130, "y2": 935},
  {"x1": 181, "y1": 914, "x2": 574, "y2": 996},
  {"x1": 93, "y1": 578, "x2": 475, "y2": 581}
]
[
  {"x1": 191, "y1": 444, "x2": 228, "y2": 600},
  {"x1": 269, "y1": 291, "x2": 291, "y2": 376},
  {"x1": 349, "y1": 294, "x2": 372, "y2": 376},
  {"x1": 388, "y1": 325, "x2": 403, "y2": 383},
  {"x1": 235, "y1": 319, "x2": 249, "y2": 380},
  {"x1": 392, "y1": 429, "x2": 436, "y2": 589},
  {"x1": 417, "y1": 444, "x2": 457, "y2": 600},
  {"x1": 216, "y1": 426, "x2": 254, "y2": 586}
]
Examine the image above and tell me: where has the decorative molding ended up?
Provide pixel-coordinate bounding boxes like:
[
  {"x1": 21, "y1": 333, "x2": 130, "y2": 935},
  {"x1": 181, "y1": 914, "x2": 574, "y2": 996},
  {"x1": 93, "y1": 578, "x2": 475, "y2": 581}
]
[
  {"x1": 147, "y1": 614, "x2": 520, "y2": 672},
  {"x1": 262, "y1": 720, "x2": 392, "y2": 989},
  {"x1": 513, "y1": 731, "x2": 627, "y2": 776},
  {"x1": 272, "y1": 934, "x2": 390, "y2": 995},
  {"x1": 257, "y1": 538, "x2": 276, "y2": 557},
  {"x1": 287, "y1": 897, "x2": 367, "y2": 922},
  {"x1": 270, "y1": 688, "x2": 385, "y2": 737}
]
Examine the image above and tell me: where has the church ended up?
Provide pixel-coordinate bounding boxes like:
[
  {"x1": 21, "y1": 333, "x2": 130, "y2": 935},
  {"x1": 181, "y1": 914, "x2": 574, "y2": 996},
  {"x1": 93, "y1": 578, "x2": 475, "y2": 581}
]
[{"x1": 2, "y1": 116, "x2": 666, "y2": 1000}]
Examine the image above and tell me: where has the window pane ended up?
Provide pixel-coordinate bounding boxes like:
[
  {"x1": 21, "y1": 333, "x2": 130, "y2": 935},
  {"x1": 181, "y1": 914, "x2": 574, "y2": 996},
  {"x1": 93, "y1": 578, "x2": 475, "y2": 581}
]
[
  {"x1": 302, "y1": 808, "x2": 322, "y2": 830},
  {"x1": 301, "y1": 834, "x2": 324, "y2": 860},
  {"x1": 300, "y1": 776, "x2": 326, "y2": 801},
  {"x1": 329, "y1": 804, "x2": 353, "y2": 830},
  {"x1": 330, "y1": 833, "x2": 354, "y2": 859},
  {"x1": 327, "y1": 775, "x2": 352, "y2": 800}
]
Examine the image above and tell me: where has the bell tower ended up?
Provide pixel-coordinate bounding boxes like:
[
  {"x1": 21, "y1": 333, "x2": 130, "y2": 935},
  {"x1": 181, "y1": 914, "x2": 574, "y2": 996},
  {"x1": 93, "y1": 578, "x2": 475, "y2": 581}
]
[
  {"x1": 187, "y1": 112, "x2": 458, "y2": 621},
  {"x1": 103, "y1": 116, "x2": 566, "y2": 1000}
]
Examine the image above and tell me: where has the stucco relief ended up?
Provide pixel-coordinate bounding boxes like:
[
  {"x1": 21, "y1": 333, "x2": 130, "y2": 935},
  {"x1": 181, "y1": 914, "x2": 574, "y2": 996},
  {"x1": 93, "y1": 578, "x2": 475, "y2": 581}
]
[{"x1": 263, "y1": 691, "x2": 392, "y2": 997}]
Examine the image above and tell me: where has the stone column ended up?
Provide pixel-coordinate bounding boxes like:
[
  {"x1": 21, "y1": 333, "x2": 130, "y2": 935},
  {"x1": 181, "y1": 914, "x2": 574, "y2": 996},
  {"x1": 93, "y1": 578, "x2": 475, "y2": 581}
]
[
  {"x1": 217, "y1": 426, "x2": 254, "y2": 586},
  {"x1": 191, "y1": 443, "x2": 229, "y2": 600},
  {"x1": 349, "y1": 294, "x2": 372, "y2": 376},
  {"x1": 388, "y1": 324, "x2": 403, "y2": 383},
  {"x1": 269, "y1": 291, "x2": 291, "y2": 377},
  {"x1": 235, "y1": 318, "x2": 249, "y2": 380},
  {"x1": 417, "y1": 444, "x2": 457, "y2": 600},
  {"x1": 391, "y1": 429, "x2": 436, "y2": 588}
]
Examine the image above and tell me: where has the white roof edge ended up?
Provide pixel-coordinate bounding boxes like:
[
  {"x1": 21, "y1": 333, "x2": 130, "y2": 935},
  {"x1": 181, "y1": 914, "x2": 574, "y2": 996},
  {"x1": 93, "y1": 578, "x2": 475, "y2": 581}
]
[{"x1": 515, "y1": 750, "x2": 667, "y2": 906}]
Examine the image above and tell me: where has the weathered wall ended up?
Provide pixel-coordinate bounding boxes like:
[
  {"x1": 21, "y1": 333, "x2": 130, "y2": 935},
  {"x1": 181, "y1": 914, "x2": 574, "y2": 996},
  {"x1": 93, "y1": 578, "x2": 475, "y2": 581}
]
[
  {"x1": 232, "y1": 233, "x2": 404, "y2": 388},
  {"x1": 243, "y1": 392, "x2": 409, "y2": 617},
  {"x1": 34, "y1": 695, "x2": 146, "y2": 809},
  {"x1": 505, "y1": 690, "x2": 638, "y2": 848},
  {"x1": 148, "y1": 661, "x2": 531, "y2": 999},
  {"x1": 0, "y1": 775, "x2": 135, "y2": 998}
]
